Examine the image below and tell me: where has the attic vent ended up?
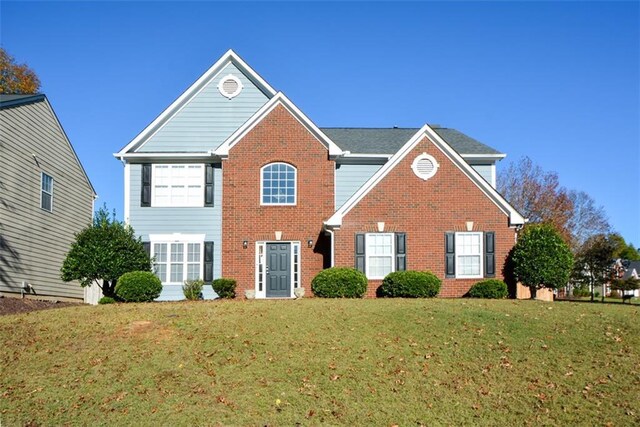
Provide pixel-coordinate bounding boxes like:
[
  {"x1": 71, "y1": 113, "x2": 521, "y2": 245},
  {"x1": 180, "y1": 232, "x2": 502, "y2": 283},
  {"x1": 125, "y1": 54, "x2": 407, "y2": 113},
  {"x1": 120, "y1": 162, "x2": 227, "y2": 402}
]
[
  {"x1": 218, "y1": 74, "x2": 243, "y2": 99},
  {"x1": 411, "y1": 153, "x2": 439, "y2": 181}
]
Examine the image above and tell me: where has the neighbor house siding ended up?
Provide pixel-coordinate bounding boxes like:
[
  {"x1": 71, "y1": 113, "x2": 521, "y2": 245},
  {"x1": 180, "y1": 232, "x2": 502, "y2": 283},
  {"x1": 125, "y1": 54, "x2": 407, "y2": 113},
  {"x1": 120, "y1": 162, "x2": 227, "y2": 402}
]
[
  {"x1": 0, "y1": 100, "x2": 94, "y2": 300},
  {"x1": 335, "y1": 163, "x2": 383, "y2": 209},
  {"x1": 128, "y1": 163, "x2": 222, "y2": 300},
  {"x1": 138, "y1": 63, "x2": 270, "y2": 153}
]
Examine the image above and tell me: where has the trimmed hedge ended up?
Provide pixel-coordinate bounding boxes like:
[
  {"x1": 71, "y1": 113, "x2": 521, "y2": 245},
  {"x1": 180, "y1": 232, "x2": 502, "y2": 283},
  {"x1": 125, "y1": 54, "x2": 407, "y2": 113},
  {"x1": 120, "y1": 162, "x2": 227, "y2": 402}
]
[
  {"x1": 377, "y1": 270, "x2": 441, "y2": 298},
  {"x1": 183, "y1": 279, "x2": 204, "y2": 300},
  {"x1": 212, "y1": 278, "x2": 236, "y2": 299},
  {"x1": 115, "y1": 271, "x2": 162, "y2": 302},
  {"x1": 468, "y1": 279, "x2": 508, "y2": 299},
  {"x1": 311, "y1": 267, "x2": 367, "y2": 298},
  {"x1": 98, "y1": 296, "x2": 116, "y2": 305}
]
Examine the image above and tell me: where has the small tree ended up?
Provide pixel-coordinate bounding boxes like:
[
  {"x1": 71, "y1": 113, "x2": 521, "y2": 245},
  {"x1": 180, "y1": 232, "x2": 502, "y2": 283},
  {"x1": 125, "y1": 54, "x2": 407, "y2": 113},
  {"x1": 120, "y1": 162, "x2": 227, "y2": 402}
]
[
  {"x1": 571, "y1": 234, "x2": 616, "y2": 302},
  {"x1": 0, "y1": 48, "x2": 41, "y2": 94},
  {"x1": 61, "y1": 206, "x2": 151, "y2": 298},
  {"x1": 511, "y1": 224, "x2": 574, "y2": 299},
  {"x1": 611, "y1": 277, "x2": 640, "y2": 296}
]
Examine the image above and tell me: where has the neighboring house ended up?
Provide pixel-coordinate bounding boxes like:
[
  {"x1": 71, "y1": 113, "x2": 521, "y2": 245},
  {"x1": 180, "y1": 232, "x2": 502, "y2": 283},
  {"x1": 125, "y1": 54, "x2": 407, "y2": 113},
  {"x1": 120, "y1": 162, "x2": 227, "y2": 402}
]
[
  {"x1": 621, "y1": 260, "x2": 640, "y2": 297},
  {"x1": 114, "y1": 50, "x2": 525, "y2": 300},
  {"x1": 0, "y1": 94, "x2": 97, "y2": 303}
]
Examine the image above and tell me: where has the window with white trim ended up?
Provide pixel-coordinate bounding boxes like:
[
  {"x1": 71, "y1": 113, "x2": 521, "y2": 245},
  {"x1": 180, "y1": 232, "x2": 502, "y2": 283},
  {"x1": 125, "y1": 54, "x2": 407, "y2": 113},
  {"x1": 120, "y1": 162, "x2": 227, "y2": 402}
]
[
  {"x1": 152, "y1": 241, "x2": 203, "y2": 284},
  {"x1": 261, "y1": 163, "x2": 296, "y2": 205},
  {"x1": 366, "y1": 233, "x2": 395, "y2": 279},
  {"x1": 152, "y1": 164, "x2": 204, "y2": 207},
  {"x1": 41, "y1": 172, "x2": 53, "y2": 212},
  {"x1": 455, "y1": 232, "x2": 483, "y2": 278}
]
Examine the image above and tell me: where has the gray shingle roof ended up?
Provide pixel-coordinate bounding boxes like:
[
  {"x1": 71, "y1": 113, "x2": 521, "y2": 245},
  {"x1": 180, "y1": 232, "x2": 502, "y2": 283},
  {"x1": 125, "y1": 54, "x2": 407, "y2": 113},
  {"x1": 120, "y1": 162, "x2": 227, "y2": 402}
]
[
  {"x1": 320, "y1": 127, "x2": 503, "y2": 156},
  {"x1": 0, "y1": 94, "x2": 45, "y2": 108},
  {"x1": 623, "y1": 260, "x2": 640, "y2": 280}
]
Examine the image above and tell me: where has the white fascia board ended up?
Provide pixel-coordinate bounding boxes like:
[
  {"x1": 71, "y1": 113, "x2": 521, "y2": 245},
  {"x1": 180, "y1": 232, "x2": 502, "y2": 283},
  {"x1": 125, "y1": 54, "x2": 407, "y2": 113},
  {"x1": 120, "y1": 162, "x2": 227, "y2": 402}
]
[
  {"x1": 115, "y1": 49, "x2": 277, "y2": 156},
  {"x1": 325, "y1": 125, "x2": 525, "y2": 228},
  {"x1": 461, "y1": 153, "x2": 507, "y2": 162},
  {"x1": 340, "y1": 153, "x2": 392, "y2": 159},
  {"x1": 214, "y1": 92, "x2": 344, "y2": 158},
  {"x1": 114, "y1": 152, "x2": 217, "y2": 161}
]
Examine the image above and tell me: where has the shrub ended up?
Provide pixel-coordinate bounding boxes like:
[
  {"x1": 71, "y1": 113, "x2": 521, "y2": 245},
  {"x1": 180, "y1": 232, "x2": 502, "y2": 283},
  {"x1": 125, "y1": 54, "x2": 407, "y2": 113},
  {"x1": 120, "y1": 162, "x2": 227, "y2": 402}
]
[
  {"x1": 610, "y1": 290, "x2": 621, "y2": 298},
  {"x1": 98, "y1": 296, "x2": 116, "y2": 305},
  {"x1": 115, "y1": 271, "x2": 162, "y2": 302},
  {"x1": 183, "y1": 279, "x2": 204, "y2": 300},
  {"x1": 311, "y1": 268, "x2": 367, "y2": 298},
  {"x1": 573, "y1": 287, "x2": 590, "y2": 298},
  {"x1": 377, "y1": 271, "x2": 441, "y2": 298},
  {"x1": 212, "y1": 278, "x2": 236, "y2": 299},
  {"x1": 468, "y1": 279, "x2": 508, "y2": 299}
]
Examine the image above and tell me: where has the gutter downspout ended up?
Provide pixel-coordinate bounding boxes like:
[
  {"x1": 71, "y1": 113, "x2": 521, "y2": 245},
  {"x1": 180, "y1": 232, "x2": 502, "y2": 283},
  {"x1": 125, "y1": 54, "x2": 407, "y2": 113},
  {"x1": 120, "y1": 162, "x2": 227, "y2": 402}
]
[{"x1": 326, "y1": 227, "x2": 335, "y2": 268}]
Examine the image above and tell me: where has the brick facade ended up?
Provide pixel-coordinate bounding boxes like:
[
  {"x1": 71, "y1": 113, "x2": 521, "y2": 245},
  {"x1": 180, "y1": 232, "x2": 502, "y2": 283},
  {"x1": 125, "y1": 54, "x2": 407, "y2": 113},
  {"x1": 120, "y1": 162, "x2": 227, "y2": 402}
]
[
  {"x1": 221, "y1": 104, "x2": 334, "y2": 295},
  {"x1": 333, "y1": 135, "x2": 517, "y2": 298}
]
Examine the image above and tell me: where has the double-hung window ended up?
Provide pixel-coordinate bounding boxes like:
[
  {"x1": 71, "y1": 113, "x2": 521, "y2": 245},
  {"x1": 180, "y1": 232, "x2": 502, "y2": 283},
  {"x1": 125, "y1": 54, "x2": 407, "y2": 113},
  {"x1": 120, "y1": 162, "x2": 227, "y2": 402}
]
[
  {"x1": 365, "y1": 233, "x2": 395, "y2": 279},
  {"x1": 455, "y1": 232, "x2": 483, "y2": 278},
  {"x1": 261, "y1": 163, "x2": 296, "y2": 205},
  {"x1": 152, "y1": 241, "x2": 203, "y2": 284},
  {"x1": 152, "y1": 164, "x2": 204, "y2": 207},
  {"x1": 41, "y1": 172, "x2": 54, "y2": 212}
]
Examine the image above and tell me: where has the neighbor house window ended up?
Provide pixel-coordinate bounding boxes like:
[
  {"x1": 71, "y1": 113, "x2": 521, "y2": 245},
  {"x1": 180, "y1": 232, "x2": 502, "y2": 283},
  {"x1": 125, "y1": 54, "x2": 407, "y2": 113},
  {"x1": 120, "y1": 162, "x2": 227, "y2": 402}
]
[
  {"x1": 152, "y1": 164, "x2": 204, "y2": 207},
  {"x1": 261, "y1": 163, "x2": 296, "y2": 205},
  {"x1": 41, "y1": 172, "x2": 54, "y2": 212},
  {"x1": 455, "y1": 232, "x2": 483, "y2": 278},
  {"x1": 152, "y1": 241, "x2": 203, "y2": 284},
  {"x1": 365, "y1": 233, "x2": 395, "y2": 279}
]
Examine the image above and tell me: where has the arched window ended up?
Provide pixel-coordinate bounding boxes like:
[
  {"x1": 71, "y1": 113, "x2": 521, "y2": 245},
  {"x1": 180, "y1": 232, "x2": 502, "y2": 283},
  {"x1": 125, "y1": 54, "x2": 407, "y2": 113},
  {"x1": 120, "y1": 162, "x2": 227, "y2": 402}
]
[{"x1": 261, "y1": 162, "x2": 296, "y2": 205}]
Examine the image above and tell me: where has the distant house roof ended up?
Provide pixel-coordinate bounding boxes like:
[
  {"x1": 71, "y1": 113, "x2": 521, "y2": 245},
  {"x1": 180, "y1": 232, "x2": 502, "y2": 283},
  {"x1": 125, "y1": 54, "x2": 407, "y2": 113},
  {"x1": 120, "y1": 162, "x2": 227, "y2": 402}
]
[
  {"x1": 623, "y1": 260, "x2": 640, "y2": 280},
  {"x1": 320, "y1": 127, "x2": 504, "y2": 157},
  {"x1": 0, "y1": 94, "x2": 46, "y2": 108}
]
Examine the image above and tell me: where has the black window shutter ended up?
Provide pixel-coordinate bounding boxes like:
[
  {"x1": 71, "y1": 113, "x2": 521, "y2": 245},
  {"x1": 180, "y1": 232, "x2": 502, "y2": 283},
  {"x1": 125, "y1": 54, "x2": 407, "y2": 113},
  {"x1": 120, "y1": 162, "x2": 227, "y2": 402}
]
[
  {"x1": 142, "y1": 242, "x2": 151, "y2": 257},
  {"x1": 445, "y1": 232, "x2": 455, "y2": 278},
  {"x1": 204, "y1": 241, "x2": 214, "y2": 283},
  {"x1": 484, "y1": 232, "x2": 496, "y2": 277},
  {"x1": 355, "y1": 233, "x2": 366, "y2": 274},
  {"x1": 395, "y1": 232, "x2": 406, "y2": 271},
  {"x1": 204, "y1": 164, "x2": 214, "y2": 207},
  {"x1": 141, "y1": 164, "x2": 151, "y2": 207}
]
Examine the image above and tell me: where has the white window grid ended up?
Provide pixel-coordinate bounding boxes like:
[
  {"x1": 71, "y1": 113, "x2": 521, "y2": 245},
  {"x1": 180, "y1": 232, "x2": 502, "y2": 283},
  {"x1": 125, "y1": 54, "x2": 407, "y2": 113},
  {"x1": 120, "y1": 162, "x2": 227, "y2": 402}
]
[
  {"x1": 365, "y1": 233, "x2": 395, "y2": 280},
  {"x1": 152, "y1": 241, "x2": 203, "y2": 284},
  {"x1": 455, "y1": 232, "x2": 483, "y2": 279},
  {"x1": 152, "y1": 164, "x2": 204, "y2": 207},
  {"x1": 41, "y1": 172, "x2": 54, "y2": 212},
  {"x1": 260, "y1": 163, "x2": 297, "y2": 205}
]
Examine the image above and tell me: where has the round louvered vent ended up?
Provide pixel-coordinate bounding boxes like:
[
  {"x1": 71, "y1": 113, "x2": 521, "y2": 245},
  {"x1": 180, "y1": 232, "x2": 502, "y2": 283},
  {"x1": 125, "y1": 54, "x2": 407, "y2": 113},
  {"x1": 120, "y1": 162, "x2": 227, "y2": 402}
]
[
  {"x1": 411, "y1": 153, "x2": 439, "y2": 180},
  {"x1": 218, "y1": 74, "x2": 243, "y2": 99}
]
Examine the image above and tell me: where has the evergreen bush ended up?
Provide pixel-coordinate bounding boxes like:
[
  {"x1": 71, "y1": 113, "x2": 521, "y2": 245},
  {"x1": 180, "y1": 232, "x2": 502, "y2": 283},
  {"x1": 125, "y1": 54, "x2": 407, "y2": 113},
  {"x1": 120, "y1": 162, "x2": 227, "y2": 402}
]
[
  {"x1": 377, "y1": 270, "x2": 441, "y2": 298},
  {"x1": 183, "y1": 279, "x2": 204, "y2": 300},
  {"x1": 311, "y1": 268, "x2": 367, "y2": 298},
  {"x1": 468, "y1": 279, "x2": 508, "y2": 299},
  {"x1": 115, "y1": 271, "x2": 162, "y2": 302},
  {"x1": 212, "y1": 278, "x2": 237, "y2": 299}
]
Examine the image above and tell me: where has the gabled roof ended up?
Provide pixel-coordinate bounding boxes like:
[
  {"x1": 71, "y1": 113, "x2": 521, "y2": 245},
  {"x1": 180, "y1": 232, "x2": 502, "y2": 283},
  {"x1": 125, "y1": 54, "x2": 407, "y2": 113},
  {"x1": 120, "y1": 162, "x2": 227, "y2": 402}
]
[
  {"x1": 213, "y1": 92, "x2": 343, "y2": 159},
  {"x1": 115, "y1": 49, "x2": 277, "y2": 157},
  {"x1": 0, "y1": 94, "x2": 97, "y2": 197},
  {"x1": 325, "y1": 125, "x2": 525, "y2": 228},
  {"x1": 321, "y1": 127, "x2": 504, "y2": 157},
  {"x1": 623, "y1": 261, "x2": 640, "y2": 279}
]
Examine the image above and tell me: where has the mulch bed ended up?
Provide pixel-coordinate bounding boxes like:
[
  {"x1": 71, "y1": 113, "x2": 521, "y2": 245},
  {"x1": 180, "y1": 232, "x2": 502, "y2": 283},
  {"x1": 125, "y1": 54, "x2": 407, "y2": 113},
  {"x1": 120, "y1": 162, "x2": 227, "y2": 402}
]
[{"x1": 0, "y1": 296, "x2": 81, "y2": 316}]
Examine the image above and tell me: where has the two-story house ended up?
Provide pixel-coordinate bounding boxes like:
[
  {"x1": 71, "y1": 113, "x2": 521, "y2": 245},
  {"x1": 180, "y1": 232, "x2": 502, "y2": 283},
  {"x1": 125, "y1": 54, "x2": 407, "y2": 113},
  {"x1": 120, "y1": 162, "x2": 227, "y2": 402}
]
[
  {"x1": 114, "y1": 50, "x2": 525, "y2": 300},
  {"x1": 0, "y1": 94, "x2": 97, "y2": 303}
]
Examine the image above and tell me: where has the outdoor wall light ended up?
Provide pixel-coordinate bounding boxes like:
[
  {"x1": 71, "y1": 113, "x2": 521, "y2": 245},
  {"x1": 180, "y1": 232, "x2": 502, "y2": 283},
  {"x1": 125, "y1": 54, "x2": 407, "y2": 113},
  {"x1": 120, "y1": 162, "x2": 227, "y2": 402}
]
[
  {"x1": 242, "y1": 240, "x2": 248, "y2": 249},
  {"x1": 307, "y1": 239, "x2": 313, "y2": 248}
]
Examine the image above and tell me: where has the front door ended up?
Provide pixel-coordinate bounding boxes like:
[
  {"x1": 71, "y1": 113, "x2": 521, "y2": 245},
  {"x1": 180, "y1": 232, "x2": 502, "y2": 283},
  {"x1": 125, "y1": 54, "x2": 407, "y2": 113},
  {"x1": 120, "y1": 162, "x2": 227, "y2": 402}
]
[{"x1": 266, "y1": 242, "x2": 291, "y2": 298}]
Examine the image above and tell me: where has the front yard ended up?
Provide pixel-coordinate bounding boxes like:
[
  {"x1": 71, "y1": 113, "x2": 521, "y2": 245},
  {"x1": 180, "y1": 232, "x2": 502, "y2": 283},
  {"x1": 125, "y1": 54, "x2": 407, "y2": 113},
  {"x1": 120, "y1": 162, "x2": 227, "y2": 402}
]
[{"x1": 1, "y1": 299, "x2": 638, "y2": 425}]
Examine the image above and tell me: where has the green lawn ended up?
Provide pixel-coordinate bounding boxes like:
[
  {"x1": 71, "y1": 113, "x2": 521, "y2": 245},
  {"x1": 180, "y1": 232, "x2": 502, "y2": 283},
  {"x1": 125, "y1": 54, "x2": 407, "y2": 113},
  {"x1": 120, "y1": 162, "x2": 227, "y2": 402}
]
[{"x1": 1, "y1": 299, "x2": 639, "y2": 426}]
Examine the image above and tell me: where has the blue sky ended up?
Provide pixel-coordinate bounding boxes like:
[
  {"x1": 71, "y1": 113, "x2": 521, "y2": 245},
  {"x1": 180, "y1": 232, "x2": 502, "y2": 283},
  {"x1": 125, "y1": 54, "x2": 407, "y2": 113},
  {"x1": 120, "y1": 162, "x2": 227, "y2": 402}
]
[{"x1": 2, "y1": 1, "x2": 639, "y2": 244}]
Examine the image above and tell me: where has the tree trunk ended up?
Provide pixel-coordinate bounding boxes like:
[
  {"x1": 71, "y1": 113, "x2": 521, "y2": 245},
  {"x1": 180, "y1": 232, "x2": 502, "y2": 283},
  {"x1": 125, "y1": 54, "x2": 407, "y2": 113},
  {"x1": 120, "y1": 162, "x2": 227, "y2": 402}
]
[
  {"x1": 530, "y1": 287, "x2": 537, "y2": 300},
  {"x1": 102, "y1": 280, "x2": 116, "y2": 298}
]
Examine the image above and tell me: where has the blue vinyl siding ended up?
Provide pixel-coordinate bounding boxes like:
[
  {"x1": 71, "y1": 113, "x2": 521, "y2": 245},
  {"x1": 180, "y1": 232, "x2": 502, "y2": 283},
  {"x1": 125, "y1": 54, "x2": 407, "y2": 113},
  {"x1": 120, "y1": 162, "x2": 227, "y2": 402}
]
[
  {"x1": 129, "y1": 163, "x2": 222, "y2": 300},
  {"x1": 138, "y1": 63, "x2": 270, "y2": 153},
  {"x1": 335, "y1": 163, "x2": 383, "y2": 209},
  {"x1": 470, "y1": 164, "x2": 494, "y2": 187},
  {"x1": 158, "y1": 285, "x2": 218, "y2": 301}
]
